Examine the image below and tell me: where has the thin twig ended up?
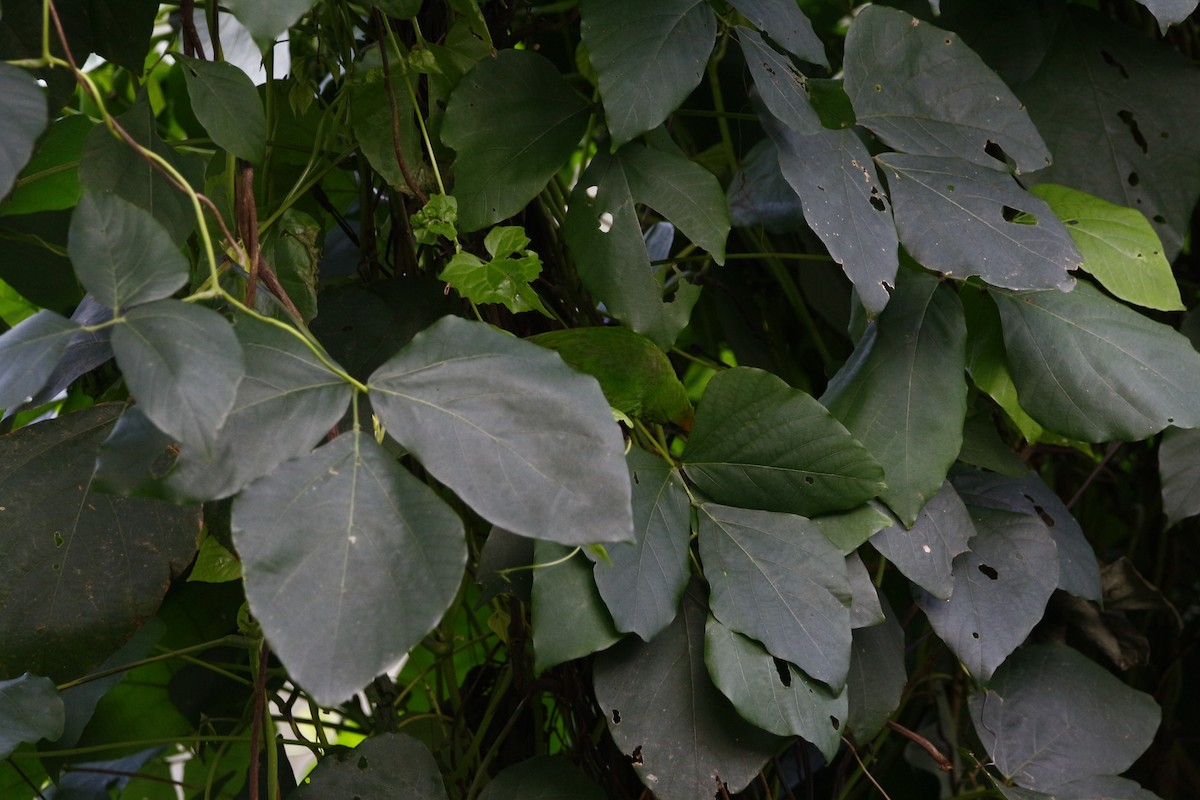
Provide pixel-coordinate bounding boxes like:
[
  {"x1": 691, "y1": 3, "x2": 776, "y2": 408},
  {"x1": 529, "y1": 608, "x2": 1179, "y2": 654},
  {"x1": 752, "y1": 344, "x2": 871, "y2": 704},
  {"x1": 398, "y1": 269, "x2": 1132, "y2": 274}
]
[
  {"x1": 248, "y1": 641, "x2": 270, "y2": 800},
  {"x1": 886, "y1": 720, "x2": 953, "y2": 772},
  {"x1": 1066, "y1": 441, "x2": 1122, "y2": 510},
  {"x1": 841, "y1": 736, "x2": 893, "y2": 800}
]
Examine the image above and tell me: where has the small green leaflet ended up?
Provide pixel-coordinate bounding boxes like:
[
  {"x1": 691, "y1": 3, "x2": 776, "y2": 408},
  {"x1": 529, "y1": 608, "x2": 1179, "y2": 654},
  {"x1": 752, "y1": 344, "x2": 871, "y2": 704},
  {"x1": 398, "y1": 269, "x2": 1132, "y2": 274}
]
[
  {"x1": 439, "y1": 226, "x2": 550, "y2": 316},
  {"x1": 1031, "y1": 184, "x2": 1182, "y2": 311},
  {"x1": 177, "y1": 56, "x2": 267, "y2": 163},
  {"x1": 411, "y1": 194, "x2": 459, "y2": 246}
]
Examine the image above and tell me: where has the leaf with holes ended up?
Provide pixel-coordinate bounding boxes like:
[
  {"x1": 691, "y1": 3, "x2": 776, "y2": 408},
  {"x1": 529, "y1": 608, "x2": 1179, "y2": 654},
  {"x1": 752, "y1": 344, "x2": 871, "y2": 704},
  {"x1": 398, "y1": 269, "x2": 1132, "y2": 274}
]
[
  {"x1": 870, "y1": 481, "x2": 975, "y2": 600},
  {"x1": 233, "y1": 430, "x2": 466, "y2": 706},
  {"x1": 844, "y1": 5, "x2": 1050, "y2": 173},
  {"x1": 878, "y1": 154, "x2": 1080, "y2": 291},
  {"x1": 739, "y1": 28, "x2": 821, "y2": 136},
  {"x1": 177, "y1": 56, "x2": 266, "y2": 163},
  {"x1": 917, "y1": 505, "x2": 1058, "y2": 681},
  {"x1": 729, "y1": 0, "x2": 827, "y2": 66},
  {"x1": 698, "y1": 503, "x2": 852, "y2": 687}
]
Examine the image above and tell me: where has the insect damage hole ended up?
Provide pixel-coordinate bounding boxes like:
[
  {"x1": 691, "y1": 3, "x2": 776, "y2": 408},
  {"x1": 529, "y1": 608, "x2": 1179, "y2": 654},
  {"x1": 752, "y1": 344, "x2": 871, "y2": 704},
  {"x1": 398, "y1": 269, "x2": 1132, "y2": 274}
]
[
  {"x1": 630, "y1": 745, "x2": 644, "y2": 765},
  {"x1": 612, "y1": 708, "x2": 621, "y2": 724},
  {"x1": 978, "y1": 564, "x2": 999, "y2": 580},
  {"x1": 597, "y1": 211, "x2": 614, "y2": 233},
  {"x1": 1001, "y1": 205, "x2": 1037, "y2": 225},
  {"x1": 1117, "y1": 110, "x2": 1149, "y2": 154},
  {"x1": 773, "y1": 657, "x2": 793, "y2": 687}
]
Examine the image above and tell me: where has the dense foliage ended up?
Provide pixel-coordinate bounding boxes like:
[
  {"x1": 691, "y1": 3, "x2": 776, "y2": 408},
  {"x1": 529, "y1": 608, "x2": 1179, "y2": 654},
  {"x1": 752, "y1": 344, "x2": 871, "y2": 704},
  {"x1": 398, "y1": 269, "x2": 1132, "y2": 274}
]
[{"x1": 1, "y1": 0, "x2": 1198, "y2": 798}]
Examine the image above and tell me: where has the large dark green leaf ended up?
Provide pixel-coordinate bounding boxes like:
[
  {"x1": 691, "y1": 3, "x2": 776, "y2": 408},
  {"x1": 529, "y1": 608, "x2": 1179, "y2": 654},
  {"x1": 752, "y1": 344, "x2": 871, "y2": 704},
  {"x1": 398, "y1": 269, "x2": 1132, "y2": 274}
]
[
  {"x1": 821, "y1": 271, "x2": 968, "y2": 525},
  {"x1": 729, "y1": 0, "x2": 827, "y2": 66},
  {"x1": 163, "y1": 314, "x2": 354, "y2": 501},
  {"x1": 442, "y1": 50, "x2": 590, "y2": 232},
  {"x1": 531, "y1": 541, "x2": 621, "y2": 672},
  {"x1": 1001, "y1": 775, "x2": 1162, "y2": 800},
  {"x1": 684, "y1": 367, "x2": 884, "y2": 517},
  {"x1": 1159, "y1": 427, "x2": 1200, "y2": 527},
  {"x1": 704, "y1": 617, "x2": 846, "y2": 760},
  {"x1": 0, "y1": 674, "x2": 63, "y2": 759},
  {"x1": 698, "y1": 503, "x2": 851, "y2": 687},
  {"x1": 969, "y1": 644, "x2": 1160, "y2": 791},
  {"x1": 233, "y1": 430, "x2": 466, "y2": 706},
  {"x1": 916, "y1": 505, "x2": 1058, "y2": 681},
  {"x1": 992, "y1": 281, "x2": 1200, "y2": 441},
  {"x1": 0, "y1": 63, "x2": 48, "y2": 200},
  {"x1": 591, "y1": 450, "x2": 691, "y2": 641},
  {"x1": 1018, "y1": 6, "x2": 1200, "y2": 258},
  {"x1": 761, "y1": 108, "x2": 898, "y2": 315},
  {"x1": 621, "y1": 142, "x2": 730, "y2": 263},
  {"x1": 293, "y1": 733, "x2": 448, "y2": 799},
  {"x1": 0, "y1": 115, "x2": 93, "y2": 217},
  {"x1": 870, "y1": 481, "x2": 975, "y2": 600},
  {"x1": 844, "y1": 5, "x2": 1049, "y2": 173},
  {"x1": 0, "y1": 310, "x2": 79, "y2": 412},
  {"x1": 478, "y1": 757, "x2": 605, "y2": 800},
  {"x1": 67, "y1": 191, "x2": 188, "y2": 311},
  {"x1": 0, "y1": 405, "x2": 201, "y2": 682},
  {"x1": 369, "y1": 316, "x2": 633, "y2": 545},
  {"x1": 177, "y1": 56, "x2": 266, "y2": 164},
  {"x1": 111, "y1": 300, "x2": 244, "y2": 456},
  {"x1": 564, "y1": 148, "x2": 701, "y2": 349},
  {"x1": 845, "y1": 595, "x2": 906, "y2": 739},
  {"x1": 581, "y1": 0, "x2": 716, "y2": 146},
  {"x1": 222, "y1": 0, "x2": 316, "y2": 43},
  {"x1": 593, "y1": 584, "x2": 781, "y2": 800},
  {"x1": 86, "y1": 0, "x2": 159, "y2": 72},
  {"x1": 878, "y1": 154, "x2": 1080, "y2": 291},
  {"x1": 739, "y1": 29, "x2": 821, "y2": 136}
]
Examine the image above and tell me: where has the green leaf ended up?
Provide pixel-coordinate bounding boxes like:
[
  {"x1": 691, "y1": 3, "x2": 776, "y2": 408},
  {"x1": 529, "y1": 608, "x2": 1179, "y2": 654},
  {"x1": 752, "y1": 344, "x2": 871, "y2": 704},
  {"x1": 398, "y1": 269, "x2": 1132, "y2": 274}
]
[
  {"x1": 0, "y1": 63, "x2": 48, "y2": 201},
  {"x1": 704, "y1": 617, "x2": 846, "y2": 760},
  {"x1": 581, "y1": 0, "x2": 716, "y2": 146},
  {"x1": 1030, "y1": 184, "x2": 1182, "y2": 311},
  {"x1": 478, "y1": 756, "x2": 606, "y2": 800},
  {"x1": 369, "y1": 316, "x2": 633, "y2": 545},
  {"x1": 684, "y1": 367, "x2": 884, "y2": 517},
  {"x1": 821, "y1": 271, "x2": 968, "y2": 525},
  {"x1": 564, "y1": 148, "x2": 701, "y2": 348},
  {"x1": 477, "y1": 527, "x2": 534, "y2": 604},
  {"x1": 0, "y1": 114, "x2": 92, "y2": 217},
  {"x1": 811, "y1": 503, "x2": 893, "y2": 554},
  {"x1": 439, "y1": 226, "x2": 550, "y2": 315},
  {"x1": 350, "y1": 61, "x2": 424, "y2": 195},
  {"x1": 222, "y1": 0, "x2": 316, "y2": 44},
  {"x1": 878, "y1": 154, "x2": 1080, "y2": 292},
  {"x1": 87, "y1": 0, "x2": 159, "y2": 72},
  {"x1": 531, "y1": 541, "x2": 621, "y2": 672},
  {"x1": 0, "y1": 310, "x2": 79, "y2": 412},
  {"x1": 845, "y1": 594, "x2": 906, "y2": 739},
  {"x1": 992, "y1": 281, "x2": 1200, "y2": 441},
  {"x1": 1000, "y1": 776, "x2": 1163, "y2": 800},
  {"x1": 970, "y1": 644, "x2": 1160, "y2": 791},
  {"x1": 698, "y1": 503, "x2": 852, "y2": 688},
  {"x1": 528, "y1": 327, "x2": 693, "y2": 426},
  {"x1": 845, "y1": 552, "x2": 884, "y2": 628},
  {"x1": 844, "y1": 5, "x2": 1050, "y2": 173},
  {"x1": 187, "y1": 535, "x2": 241, "y2": 584},
  {"x1": 729, "y1": 0, "x2": 827, "y2": 66},
  {"x1": 93, "y1": 405, "x2": 179, "y2": 498},
  {"x1": 621, "y1": 142, "x2": 730, "y2": 263},
  {"x1": 442, "y1": 50, "x2": 590, "y2": 232},
  {"x1": 0, "y1": 405, "x2": 201, "y2": 682},
  {"x1": 738, "y1": 28, "x2": 821, "y2": 136},
  {"x1": 293, "y1": 733, "x2": 448, "y2": 799},
  {"x1": 1018, "y1": 7, "x2": 1200, "y2": 257},
  {"x1": 67, "y1": 191, "x2": 188, "y2": 311},
  {"x1": 759, "y1": 105, "x2": 898, "y2": 315},
  {"x1": 177, "y1": 56, "x2": 267, "y2": 163},
  {"x1": 233, "y1": 430, "x2": 466, "y2": 706},
  {"x1": 258, "y1": 209, "x2": 320, "y2": 322},
  {"x1": 961, "y1": 286, "x2": 1045, "y2": 443},
  {"x1": 592, "y1": 449, "x2": 692, "y2": 640},
  {"x1": 916, "y1": 505, "x2": 1058, "y2": 681},
  {"x1": 367, "y1": 0, "x2": 423, "y2": 19},
  {"x1": 410, "y1": 194, "x2": 459, "y2": 245},
  {"x1": 1159, "y1": 427, "x2": 1200, "y2": 527},
  {"x1": 111, "y1": 300, "x2": 245, "y2": 456},
  {"x1": 870, "y1": 481, "x2": 975, "y2": 600},
  {"x1": 593, "y1": 584, "x2": 782, "y2": 800},
  {"x1": 0, "y1": 674, "x2": 64, "y2": 759}
]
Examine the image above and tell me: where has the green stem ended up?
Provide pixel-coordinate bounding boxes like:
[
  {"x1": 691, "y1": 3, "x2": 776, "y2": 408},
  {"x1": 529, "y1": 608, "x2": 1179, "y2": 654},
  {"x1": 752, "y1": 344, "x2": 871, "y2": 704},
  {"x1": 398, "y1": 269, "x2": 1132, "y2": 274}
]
[
  {"x1": 757, "y1": 237, "x2": 834, "y2": 367},
  {"x1": 56, "y1": 635, "x2": 254, "y2": 691},
  {"x1": 706, "y1": 34, "x2": 739, "y2": 177}
]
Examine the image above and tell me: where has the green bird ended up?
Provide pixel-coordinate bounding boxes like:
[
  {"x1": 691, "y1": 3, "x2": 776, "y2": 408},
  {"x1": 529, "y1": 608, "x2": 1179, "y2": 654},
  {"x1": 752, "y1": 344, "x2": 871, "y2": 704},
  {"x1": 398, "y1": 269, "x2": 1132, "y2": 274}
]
[{"x1": 529, "y1": 326, "x2": 694, "y2": 428}]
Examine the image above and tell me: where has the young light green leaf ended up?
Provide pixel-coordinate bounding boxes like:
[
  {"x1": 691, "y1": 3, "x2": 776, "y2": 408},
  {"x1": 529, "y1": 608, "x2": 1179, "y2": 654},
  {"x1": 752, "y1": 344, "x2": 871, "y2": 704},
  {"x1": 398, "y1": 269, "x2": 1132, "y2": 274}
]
[
  {"x1": 68, "y1": 191, "x2": 188, "y2": 311},
  {"x1": 369, "y1": 316, "x2": 633, "y2": 545},
  {"x1": 0, "y1": 63, "x2": 48, "y2": 200},
  {"x1": 1030, "y1": 184, "x2": 1182, "y2": 311},
  {"x1": 878, "y1": 154, "x2": 1080, "y2": 292},
  {"x1": 438, "y1": 226, "x2": 550, "y2": 316},
  {"x1": 292, "y1": 733, "x2": 449, "y2": 800},
  {"x1": 233, "y1": 430, "x2": 466, "y2": 707},
  {"x1": 871, "y1": 481, "x2": 975, "y2": 600},
  {"x1": 0, "y1": 674, "x2": 64, "y2": 760},
  {"x1": 621, "y1": 142, "x2": 730, "y2": 263},
  {"x1": 177, "y1": 56, "x2": 267, "y2": 163},
  {"x1": 845, "y1": 595, "x2": 906, "y2": 739},
  {"x1": 594, "y1": 584, "x2": 782, "y2": 800},
  {"x1": 704, "y1": 617, "x2": 847, "y2": 760},
  {"x1": 961, "y1": 286, "x2": 1045, "y2": 443},
  {"x1": 1159, "y1": 427, "x2": 1200, "y2": 528},
  {"x1": 729, "y1": 0, "x2": 827, "y2": 66},
  {"x1": 844, "y1": 5, "x2": 1050, "y2": 173},
  {"x1": 821, "y1": 271, "x2": 968, "y2": 525},
  {"x1": 698, "y1": 503, "x2": 852, "y2": 688},
  {"x1": 592, "y1": 449, "x2": 692, "y2": 641},
  {"x1": 478, "y1": 757, "x2": 605, "y2": 800},
  {"x1": 531, "y1": 541, "x2": 622, "y2": 672},
  {"x1": 970, "y1": 644, "x2": 1160, "y2": 791},
  {"x1": 410, "y1": 194, "x2": 459, "y2": 245},
  {"x1": 0, "y1": 310, "x2": 79, "y2": 412},
  {"x1": 111, "y1": 300, "x2": 245, "y2": 455},
  {"x1": 222, "y1": 0, "x2": 316, "y2": 44},
  {"x1": 992, "y1": 281, "x2": 1200, "y2": 441},
  {"x1": 581, "y1": 0, "x2": 716, "y2": 146},
  {"x1": 916, "y1": 506, "x2": 1058, "y2": 681},
  {"x1": 684, "y1": 367, "x2": 884, "y2": 518},
  {"x1": 442, "y1": 50, "x2": 590, "y2": 232}
]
